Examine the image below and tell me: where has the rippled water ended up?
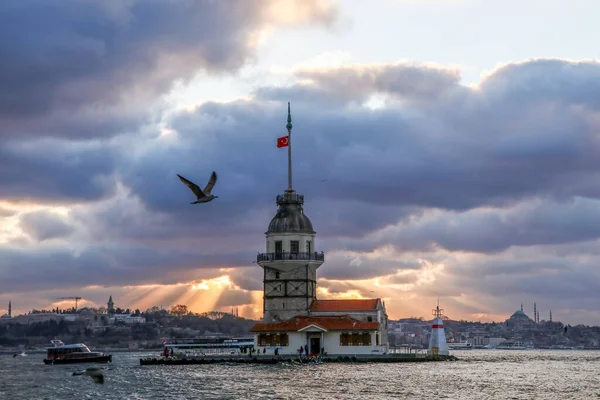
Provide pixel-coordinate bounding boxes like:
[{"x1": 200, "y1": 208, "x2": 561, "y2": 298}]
[{"x1": 2, "y1": 350, "x2": 600, "y2": 399}]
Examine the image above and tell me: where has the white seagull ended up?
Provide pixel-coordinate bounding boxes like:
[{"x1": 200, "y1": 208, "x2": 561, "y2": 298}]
[
  {"x1": 177, "y1": 171, "x2": 218, "y2": 204},
  {"x1": 72, "y1": 365, "x2": 109, "y2": 384}
]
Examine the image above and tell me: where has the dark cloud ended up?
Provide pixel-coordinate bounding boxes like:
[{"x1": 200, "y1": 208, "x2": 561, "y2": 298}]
[
  {"x1": 0, "y1": 243, "x2": 254, "y2": 293},
  {"x1": 0, "y1": 0, "x2": 336, "y2": 139},
  {"x1": 351, "y1": 197, "x2": 600, "y2": 254},
  {"x1": 0, "y1": 138, "x2": 121, "y2": 202},
  {"x1": 294, "y1": 63, "x2": 462, "y2": 103},
  {"x1": 4, "y1": 57, "x2": 600, "y2": 322},
  {"x1": 19, "y1": 210, "x2": 74, "y2": 241},
  {"x1": 317, "y1": 252, "x2": 423, "y2": 280}
]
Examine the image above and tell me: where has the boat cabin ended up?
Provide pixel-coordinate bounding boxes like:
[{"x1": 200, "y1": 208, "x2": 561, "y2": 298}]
[{"x1": 46, "y1": 343, "x2": 94, "y2": 359}]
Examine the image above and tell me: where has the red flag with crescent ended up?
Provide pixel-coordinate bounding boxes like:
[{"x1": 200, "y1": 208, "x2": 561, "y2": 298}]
[{"x1": 277, "y1": 136, "x2": 289, "y2": 148}]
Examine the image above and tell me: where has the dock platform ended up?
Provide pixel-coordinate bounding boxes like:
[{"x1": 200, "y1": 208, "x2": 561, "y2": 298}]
[{"x1": 139, "y1": 354, "x2": 458, "y2": 366}]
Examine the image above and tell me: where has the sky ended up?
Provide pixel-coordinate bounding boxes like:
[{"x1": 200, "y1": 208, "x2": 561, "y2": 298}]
[{"x1": 1, "y1": 0, "x2": 600, "y2": 324}]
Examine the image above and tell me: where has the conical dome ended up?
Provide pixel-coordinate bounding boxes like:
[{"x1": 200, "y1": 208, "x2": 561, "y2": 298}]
[{"x1": 267, "y1": 190, "x2": 315, "y2": 234}]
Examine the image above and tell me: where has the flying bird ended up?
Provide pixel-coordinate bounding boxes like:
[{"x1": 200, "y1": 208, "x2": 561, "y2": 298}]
[
  {"x1": 72, "y1": 365, "x2": 108, "y2": 384},
  {"x1": 177, "y1": 171, "x2": 218, "y2": 204}
]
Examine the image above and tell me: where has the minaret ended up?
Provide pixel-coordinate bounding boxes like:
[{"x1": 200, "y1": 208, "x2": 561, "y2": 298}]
[
  {"x1": 549, "y1": 310, "x2": 552, "y2": 322},
  {"x1": 107, "y1": 295, "x2": 115, "y2": 314},
  {"x1": 428, "y1": 300, "x2": 449, "y2": 356},
  {"x1": 257, "y1": 103, "x2": 325, "y2": 323},
  {"x1": 520, "y1": 303, "x2": 523, "y2": 312},
  {"x1": 533, "y1": 302, "x2": 537, "y2": 323},
  {"x1": 8, "y1": 301, "x2": 11, "y2": 318}
]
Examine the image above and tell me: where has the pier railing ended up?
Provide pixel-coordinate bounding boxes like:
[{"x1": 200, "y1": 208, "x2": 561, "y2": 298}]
[{"x1": 257, "y1": 252, "x2": 325, "y2": 263}]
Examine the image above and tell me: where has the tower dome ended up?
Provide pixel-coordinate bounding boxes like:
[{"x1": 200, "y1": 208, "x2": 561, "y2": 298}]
[{"x1": 267, "y1": 190, "x2": 315, "y2": 234}]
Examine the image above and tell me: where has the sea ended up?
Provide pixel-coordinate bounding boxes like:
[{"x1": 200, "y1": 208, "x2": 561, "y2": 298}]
[{"x1": 1, "y1": 350, "x2": 599, "y2": 399}]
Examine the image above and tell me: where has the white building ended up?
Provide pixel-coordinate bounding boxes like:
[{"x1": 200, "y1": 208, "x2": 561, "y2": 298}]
[{"x1": 251, "y1": 104, "x2": 389, "y2": 356}]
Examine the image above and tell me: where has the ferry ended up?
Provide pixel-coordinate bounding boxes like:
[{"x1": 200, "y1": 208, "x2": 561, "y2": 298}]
[
  {"x1": 43, "y1": 340, "x2": 112, "y2": 365},
  {"x1": 447, "y1": 342, "x2": 473, "y2": 350},
  {"x1": 162, "y1": 337, "x2": 255, "y2": 357},
  {"x1": 496, "y1": 341, "x2": 526, "y2": 350}
]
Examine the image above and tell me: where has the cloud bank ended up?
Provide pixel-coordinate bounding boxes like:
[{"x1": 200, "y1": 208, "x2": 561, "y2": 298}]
[{"x1": 1, "y1": 1, "x2": 599, "y2": 323}]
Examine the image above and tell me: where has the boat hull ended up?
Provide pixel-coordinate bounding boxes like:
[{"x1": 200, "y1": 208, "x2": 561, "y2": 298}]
[{"x1": 43, "y1": 355, "x2": 112, "y2": 365}]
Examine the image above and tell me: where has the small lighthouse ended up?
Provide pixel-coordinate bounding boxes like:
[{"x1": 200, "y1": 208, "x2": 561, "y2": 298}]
[{"x1": 428, "y1": 300, "x2": 449, "y2": 356}]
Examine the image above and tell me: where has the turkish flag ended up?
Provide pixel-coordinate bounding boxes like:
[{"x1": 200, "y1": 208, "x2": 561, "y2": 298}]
[{"x1": 277, "y1": 135, "x2": 289, "y2": 148}]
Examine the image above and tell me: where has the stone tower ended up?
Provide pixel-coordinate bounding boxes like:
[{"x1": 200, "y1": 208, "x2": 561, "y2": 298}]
[
  {"x1": 107, "y1": 295, "x2": 115, "y2": 314},
  {"x1": 256, "y1": 103, "x2": 324, "y2": 323}
]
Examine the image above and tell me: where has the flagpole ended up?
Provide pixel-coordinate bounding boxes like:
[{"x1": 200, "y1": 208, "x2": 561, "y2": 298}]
[{"x1": 286, "y1": 102, "x2": 293, "y2": 191}]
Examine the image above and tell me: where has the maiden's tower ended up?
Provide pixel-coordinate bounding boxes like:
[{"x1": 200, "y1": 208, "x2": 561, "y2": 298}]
[{"x1": 251, "y1": 104, "x2": 389, "y2": 356}]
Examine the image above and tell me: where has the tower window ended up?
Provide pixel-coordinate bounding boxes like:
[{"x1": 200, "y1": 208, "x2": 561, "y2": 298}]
[
  {"x1": 290, "y1": 240, "x2": 299, "y2": 253},
  {"x1": 275, "y1": 241, "x2": 282, "y2": 254},
  {"x1": 306, "y1": 241, "x2": 312, "y2": 253}
]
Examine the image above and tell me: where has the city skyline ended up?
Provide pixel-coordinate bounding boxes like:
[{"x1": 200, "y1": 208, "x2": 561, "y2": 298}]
[
  {"x1": 0, "y1": 297, "x2": 565, "y2": 326},
  {"x1": 2, "y1": 0, "x2": 600, "y2": 324}
]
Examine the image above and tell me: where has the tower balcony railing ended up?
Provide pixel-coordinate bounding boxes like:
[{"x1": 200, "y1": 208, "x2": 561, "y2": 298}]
[
  {"x1": 276, "y1": 193, "x2": 304, "y2": 204},
  {"x1": 257, "y1": 251, "x2": 325, "y2": 263}
]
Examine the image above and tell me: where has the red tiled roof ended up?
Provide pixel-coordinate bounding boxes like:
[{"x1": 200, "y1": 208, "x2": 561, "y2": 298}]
[
  {"x1": 251, "y1": 315, "x2": 379, "y2": 332},
  {"x1": 310, "y1": 299, "x2": 379, "y2": 312}
]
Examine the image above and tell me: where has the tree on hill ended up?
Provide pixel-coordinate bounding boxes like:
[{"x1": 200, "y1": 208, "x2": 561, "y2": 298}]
[{"x1": 170, "y1": 304, "x2": 188, "y2": 317}]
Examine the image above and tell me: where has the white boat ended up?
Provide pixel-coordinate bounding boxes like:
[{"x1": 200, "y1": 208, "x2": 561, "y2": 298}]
[
  {"x1": 447, "y1": 342, "x2": 473, "y2": 350},
  {"x1": 162, "y1": 337, "x2": 255, "y2": 357},
  {"x1": 496, "y1": 341, "x2": 526, "y2": 350}
]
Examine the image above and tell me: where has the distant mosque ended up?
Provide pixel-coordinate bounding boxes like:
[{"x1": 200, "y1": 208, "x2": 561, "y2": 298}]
[
  {"x1": 250, "y1": 104, "x2": 389, "y2": 356},
  {"x1": 506, "y1": 302, "x2": 552, "y2": 328},
  {"x1": 0, "y1": 301, "x2": 11, "y2": 319}
]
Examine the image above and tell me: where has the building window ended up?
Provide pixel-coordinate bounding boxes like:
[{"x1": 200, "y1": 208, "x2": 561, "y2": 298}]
[
  {"x1": 290, "y1": 240, "x2": 299, "y2": 253},
  {"x1": 275, "y1": 272, "x2": 280, "y2": 279},
  {"x1": 362, "y1": 333, "x2": 371, "y2": 346},
  {"x1": 376, "y1": 333, "x2": 380, "y2": 346},
  {"x1": 340, "y1": 332, "x2": 371, "y2": 346},
  {"x1": 306, "y1": 241, "x2": 312, "y2": 253},
  {"x1": 275, "y1": 241, "x2": 282, "y2": 254},
  {"x1": 367, "y1": 316, "x2": 372, "y2": 322},
  {"x1": 340, "y1": 333, "x2": 349, "y2": 346},
  {"x1": 258, "y1": 333, "x2": 289, "y2": 346}
]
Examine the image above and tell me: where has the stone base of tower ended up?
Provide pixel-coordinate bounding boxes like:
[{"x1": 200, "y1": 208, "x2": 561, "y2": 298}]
[{"x1": 262, "y1": 264, "x2": 318, "y2": 323}]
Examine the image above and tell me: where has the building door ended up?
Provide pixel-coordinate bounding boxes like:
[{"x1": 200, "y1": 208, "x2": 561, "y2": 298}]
[
  {"x1": 275, "y1": 241, "x2": 282, "y2": 258},
  {"x1": 310, "y1": 337, "x2": 321, "y2": 355}
]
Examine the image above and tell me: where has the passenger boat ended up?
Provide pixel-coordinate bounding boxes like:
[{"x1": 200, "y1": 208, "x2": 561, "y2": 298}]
[
  {"x1": 162, "y1": 337, "x2": 255, "y2": 357},
  {"x1": 43, "y1": 340, "x2": 112, "y2": 365},
  {"x1": 447, "y1": 342, "x2": 473, "y2": 350},
  {"x1": 496, "y1": 341, "x2": 526, "y2": 350}
]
